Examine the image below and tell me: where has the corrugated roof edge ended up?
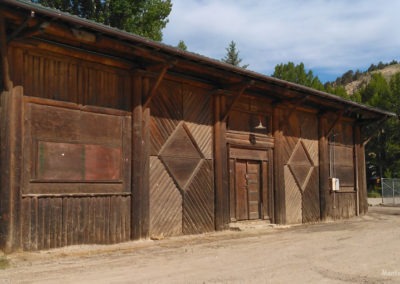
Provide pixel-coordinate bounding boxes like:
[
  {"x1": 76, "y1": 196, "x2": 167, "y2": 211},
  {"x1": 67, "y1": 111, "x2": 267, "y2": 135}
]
[{"x1": 2, "y1": 0, "x2": 397, "y2": 118}]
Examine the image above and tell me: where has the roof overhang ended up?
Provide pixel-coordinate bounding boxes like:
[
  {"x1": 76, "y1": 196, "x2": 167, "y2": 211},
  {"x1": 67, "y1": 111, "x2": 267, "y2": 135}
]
[{"x1": 0, "y1": 0, "x2": 397, "y2": 122}]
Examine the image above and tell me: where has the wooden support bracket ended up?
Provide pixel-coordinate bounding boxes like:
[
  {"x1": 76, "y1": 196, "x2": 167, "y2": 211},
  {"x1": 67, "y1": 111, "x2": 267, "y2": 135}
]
[
  {"x1": 284, "y1": 95, "x2": 310, "y2": 121},
  {"x1": 142, "y1": 60, "x2": 176, "y2": 108},
  {"x1": 7, "y1": 11, "x2": 36, "y2": 43},
  {"x1": 325, "y1": 110, "x2": 344, "y2": 137},
  {"x1": 361, "y1": 116, "x2": 388, "y2": 146},
  {"x1": 221, "y1": 80, "x2": 254, "y2": 122}
]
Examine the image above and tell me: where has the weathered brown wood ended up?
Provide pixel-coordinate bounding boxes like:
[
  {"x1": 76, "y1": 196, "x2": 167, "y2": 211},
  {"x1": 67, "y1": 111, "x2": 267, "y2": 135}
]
[
  {"x1": 229, "y1": 158, "x2": 236, "y2": 221},
  {"x1": 183, "y1": 160, "x2": 214, "y2": 234},
  {"x1": 21, "y1": 100, "x2": 131, "y2": 195},
  {"x1": 226, "y1": 131, "x2": 274, "y2": 149},
  {"x1": 355, "y1": 125, "x2": 368, "y2": 215},
  {"x1": 273, "y1": 107, "x2": 285, "y2": 224},
  {"x1": 11, "y1": 39, "x2": 133, "y2": 70},
  {"x1": 0, "y1": 87, "x2": 23, "y2": 252},
  {"x1": 246, "y1": 161, "x2": 261, "y2": 220},
  {"x1": 131, "y1": 74, "x2": 150, "y2": 239},
  {"x1": 221, "y1": 81, "x2": 254, "y2": 122},
  {"x1": 261, "y1": 161, "x2": 269, "y2": 220},
  {"x1": 319, "y1": 115, "x2": 330, "y2": 220},
  {"x1": 280, "y1": 95, "x2": 310, "y2": 124},
  {"x1": 214, "y1": 94, "x2": 229, "y2": 230},
  {"x1": 229, "y1": 147, "x2": 268, "y2": 161},
  {"x1": 143, "y1": 64, "x2": 170, "y2": 109},
  {"x1": 0, "y1": 15, "x2": 13, "y2": 91},
  {"x1": 325, "y1": 110, "x2": 344, "y2": 137},
  {"x1": 21, "y1": 195, "x2": 130, "y2": 249},
  {"x1": 9, "y1": 46, "x2": 132, "y2": 110}
]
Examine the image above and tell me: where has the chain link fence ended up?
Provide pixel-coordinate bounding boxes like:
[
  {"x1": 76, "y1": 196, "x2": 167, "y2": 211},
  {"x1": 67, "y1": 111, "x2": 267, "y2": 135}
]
[{"x1": 381, "y1": 178, "x2": 400, "y2": 205}]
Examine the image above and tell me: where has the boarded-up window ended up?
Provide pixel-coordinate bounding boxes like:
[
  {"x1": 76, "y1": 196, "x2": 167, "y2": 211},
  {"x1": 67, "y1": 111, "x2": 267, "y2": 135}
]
[
  {"x1": 23, "y1": 100, "x2": 131, "y2": 194},
  {"x1": 36, "y1": 142, "x2": 121, "y2": 182}
]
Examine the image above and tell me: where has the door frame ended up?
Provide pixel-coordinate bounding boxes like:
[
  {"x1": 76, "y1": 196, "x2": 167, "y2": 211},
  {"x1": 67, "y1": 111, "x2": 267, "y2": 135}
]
[{"x1": 228, "y1": 145, "x2": 274, "y2": 223}]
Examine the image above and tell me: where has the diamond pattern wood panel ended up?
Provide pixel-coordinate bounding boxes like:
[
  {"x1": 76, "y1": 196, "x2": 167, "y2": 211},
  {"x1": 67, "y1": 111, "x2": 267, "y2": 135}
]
[
  {"x1": 183, "y1": 86, "x2": 212, "y2": 159},
  {"x1": 149, "y1": 157, "x2": 182, "y2": 237},
  {"x1": 302, "y1": 168, "x2": 320, "y2": 223},
  {"x1": 183, "y1": 160, "x2": 214, "y2": 234},
  {"x1": 284, "y1": 166, "x2": 302, "y2": 224},
  {"x1": 282, "y1": 110, "x2": 320, "y2": 224},
  {"x1": 149, "y1": 81, "x2": 214, "y2": 236},
  {"x1": 150, "y1": 81, "x2": 182, "y2": 155}
]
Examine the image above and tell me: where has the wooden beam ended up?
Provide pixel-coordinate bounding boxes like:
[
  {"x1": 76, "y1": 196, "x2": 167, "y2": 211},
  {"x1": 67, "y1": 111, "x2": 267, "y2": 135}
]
[
  {"x1": 272, "y1": 107, "x2": 286, "y2": 224},
  {"x1": 360, "y1": 116, "x2": 388, "y2": 145},
  {"x1": 355, "y1": 125, "x2": 368, "y2": 215},
  {"x1": 214, "y1": 94, "x2": 229, "y2": 230},
  {"x1": 353, "y1": 125, "x2": 360, "y2": 216},
  {"x1": 221, "y1": 80, "x2": 254, "y2": 122},
  {"x1": 0, "y1": 86, "x2": 23, "y2": 252},
  {"x1": 11, "y1": 22, "x2": 49, "y2": 42},
  {"x1": 285, "y1": 95, "x2": 309, "y2": 119},
  {"x1": 318, "y1": 115, "x2": 330, "y2": 221},
  {"x1": 142, "y1": 61, "x2": 176, "y2": 109},
  {"x1": 325, "y1": 110, "x2": 344, "y2": 137},
  {"x1": 131, "y1": 74, "x2": 150, "y2": 239},
  {"x1": 0, "y1": 15, "x2": 13, "y2": 91},
  {"x1": 6, "y1": 12, "x2": 36, "y2": 43}
]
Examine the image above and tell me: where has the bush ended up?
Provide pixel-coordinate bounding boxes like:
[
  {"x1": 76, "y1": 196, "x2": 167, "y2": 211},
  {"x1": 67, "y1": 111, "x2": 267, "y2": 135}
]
[{"x1": 368, "y1": 191, "x2": 382, "y2": 198}]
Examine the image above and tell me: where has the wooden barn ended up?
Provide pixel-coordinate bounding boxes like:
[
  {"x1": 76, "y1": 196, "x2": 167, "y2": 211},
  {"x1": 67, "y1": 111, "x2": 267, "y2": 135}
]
[{"x1": 0, "y1": 1, "x2": 395, "y2": 252}]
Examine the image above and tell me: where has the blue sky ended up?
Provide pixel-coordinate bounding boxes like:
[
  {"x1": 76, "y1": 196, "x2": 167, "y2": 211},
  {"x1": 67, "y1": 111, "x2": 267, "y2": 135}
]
[{"x1": 162, "y1": 0, "x2": 400, "y2": 82}]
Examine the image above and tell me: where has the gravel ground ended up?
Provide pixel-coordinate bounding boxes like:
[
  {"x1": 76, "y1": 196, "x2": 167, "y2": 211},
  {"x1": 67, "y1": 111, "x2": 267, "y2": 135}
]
[{"x1": 0, "y1": 206, "x2": 399, "y2": 283}]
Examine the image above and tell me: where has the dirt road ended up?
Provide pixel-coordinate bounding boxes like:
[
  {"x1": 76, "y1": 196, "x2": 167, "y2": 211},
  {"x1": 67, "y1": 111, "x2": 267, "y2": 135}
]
[{"x1": 1, "y1": 206, "x2": 399, "y2": 283}]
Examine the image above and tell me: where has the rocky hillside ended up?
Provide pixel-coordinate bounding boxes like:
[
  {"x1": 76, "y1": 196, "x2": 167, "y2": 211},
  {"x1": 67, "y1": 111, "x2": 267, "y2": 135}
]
[{"x1": 343, "y1": 64, "x2": 400, "y2": 95}]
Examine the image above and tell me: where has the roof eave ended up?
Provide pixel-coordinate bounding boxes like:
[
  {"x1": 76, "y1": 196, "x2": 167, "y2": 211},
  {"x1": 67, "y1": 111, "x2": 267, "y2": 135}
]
[{"x1": 1, "y1": 0, "x2": 397, "y2": 119}]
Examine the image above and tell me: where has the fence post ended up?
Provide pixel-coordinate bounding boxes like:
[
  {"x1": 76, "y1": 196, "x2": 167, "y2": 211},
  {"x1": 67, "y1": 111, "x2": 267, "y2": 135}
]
[{"x1": 393, "y1": 179, "x2": 395, "y2": 205}]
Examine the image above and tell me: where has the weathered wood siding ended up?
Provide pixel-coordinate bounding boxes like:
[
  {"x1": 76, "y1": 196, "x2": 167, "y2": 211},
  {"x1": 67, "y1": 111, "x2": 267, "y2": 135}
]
[
  {"x1": 20, "y1": 98, "x2": 132, "y2": 249},
  {"x1": 21, "y1": 195, "x2": 130, "y2": 250},
  {"x1": 226, "y1": 95, "x2": 274, "y2": 223},
  {"x1": 149, "y1": 80, "x2": 214, "y2": 236},
  {"x1": 279, "y1": 108, "x2": 320, "y2": 224},
  {"x1": 8, "y1": 45, "x2": 132, "y2": 110},
  {"x1": 326, "y1": 119, "x2": 357, "y2": 219},
  {"x1": 3, "y1": 44, "x2": 133, "y2": 249}
]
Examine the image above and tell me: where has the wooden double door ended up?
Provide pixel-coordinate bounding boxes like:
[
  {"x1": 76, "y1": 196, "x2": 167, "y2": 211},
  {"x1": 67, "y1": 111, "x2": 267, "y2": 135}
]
[{"x1": 230, "y1": 155, "x2": 271, "y2": 222}]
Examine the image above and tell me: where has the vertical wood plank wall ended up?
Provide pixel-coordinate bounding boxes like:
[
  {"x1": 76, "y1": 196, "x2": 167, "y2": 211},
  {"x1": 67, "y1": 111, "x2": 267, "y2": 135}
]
[
  {"x1": 5, "y1": 45, "x2": 133, "y2": 250},
  {"x1": 21, "y1": 195, "x2": 131, "y2": 250},
  {"x1": 320, "y1": 115, "x2": 358, "y2": 220}
]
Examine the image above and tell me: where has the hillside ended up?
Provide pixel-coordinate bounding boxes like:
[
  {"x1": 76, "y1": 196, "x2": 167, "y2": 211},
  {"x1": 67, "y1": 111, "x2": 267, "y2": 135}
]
[{"x1": 343, "y1": 64, "x2": 400, "y2": 95}]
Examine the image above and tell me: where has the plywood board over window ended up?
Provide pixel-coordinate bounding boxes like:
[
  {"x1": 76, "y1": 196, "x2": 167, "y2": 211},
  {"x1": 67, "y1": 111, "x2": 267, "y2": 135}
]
[{"x1": 22, "y1": 98, "x2": 131, "y2": 195}]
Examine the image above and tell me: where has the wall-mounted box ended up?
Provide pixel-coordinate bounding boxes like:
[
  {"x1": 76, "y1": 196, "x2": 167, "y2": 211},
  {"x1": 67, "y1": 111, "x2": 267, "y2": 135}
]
[{"x1": 329, "y1": 177, "x2": 340, "y2": 191}]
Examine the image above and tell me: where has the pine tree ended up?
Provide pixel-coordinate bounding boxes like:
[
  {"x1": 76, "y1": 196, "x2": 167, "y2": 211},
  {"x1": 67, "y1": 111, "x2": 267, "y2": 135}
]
[
  {"x1": 177, "y1": 40, "x2": 187, "y2": 51},
  {"x1": 221, "y1": 41, "x2": 248, "y2": 69}
]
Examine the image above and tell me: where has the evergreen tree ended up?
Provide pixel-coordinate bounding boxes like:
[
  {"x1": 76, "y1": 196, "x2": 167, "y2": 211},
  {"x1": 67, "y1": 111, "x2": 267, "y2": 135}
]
[
  {"x1": 177, "y1": 40, "x2": 187, "y2": 51},
  {"x1": 361, "y1": 73, "x2": 400, "y2": 178},
  {"x1": 272, "y1": 62, "x2": 324, "y2": 91},
  {"x1": 221, "y1": 41, "x2": 248, "y2": 69},
  {"x1": 32, "y1": 0, "x2": 172, "y2": 41}
]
